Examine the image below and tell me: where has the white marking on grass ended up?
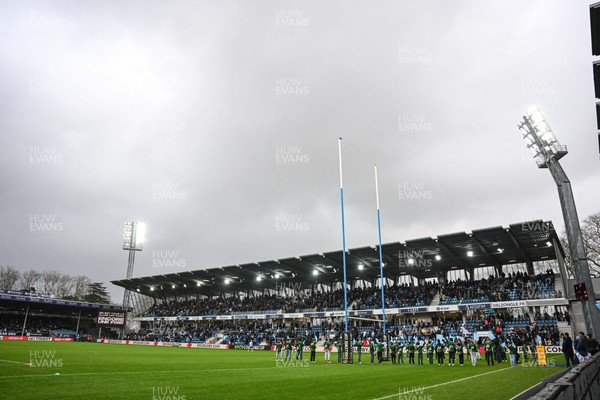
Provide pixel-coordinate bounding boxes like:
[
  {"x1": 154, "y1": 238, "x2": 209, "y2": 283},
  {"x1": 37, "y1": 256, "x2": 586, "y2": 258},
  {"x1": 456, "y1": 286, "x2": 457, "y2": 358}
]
[
  {"x1": 509, "y1": 356, "x2": 560, "y2": 400},
  {"x1": 0, "y1": 365, "x2": 302, "y2": 379},
  {"x1": 0, "y1": 359, "x2": 30, "y2": 366},
  {"x1": 370, "y1": 366, "x2": 512, "y2": 400}
]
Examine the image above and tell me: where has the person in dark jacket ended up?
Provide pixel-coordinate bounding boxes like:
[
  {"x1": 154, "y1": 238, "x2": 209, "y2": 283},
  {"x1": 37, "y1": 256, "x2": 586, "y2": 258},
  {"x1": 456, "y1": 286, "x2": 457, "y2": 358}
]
[
  {"x1": 562, "y1": 333, "x2": 575, "y2": 368},
  {"x1": 585, "y1": 334, "x2": 598, "y2": 356},
  {"x1": 574, "y1": 332, "x2": 588, "y2": 364}
]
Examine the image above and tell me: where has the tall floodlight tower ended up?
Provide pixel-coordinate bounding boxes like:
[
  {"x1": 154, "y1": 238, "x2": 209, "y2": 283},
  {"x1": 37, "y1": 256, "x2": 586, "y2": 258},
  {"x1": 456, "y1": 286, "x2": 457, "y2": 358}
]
[
  {"x1": 122, "y1": 222, "x2": 145, "y2": 314},
  {"x1": 518, "y1": 108, "x2": 600, "y2": 337}
]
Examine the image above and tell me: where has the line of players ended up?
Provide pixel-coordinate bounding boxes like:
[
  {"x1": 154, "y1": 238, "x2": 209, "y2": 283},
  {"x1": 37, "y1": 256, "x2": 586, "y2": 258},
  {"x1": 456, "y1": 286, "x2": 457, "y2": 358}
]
[
  {"x1": 274, "y1": 337, "x2": 536, "y2": 367},
  {"x1": 275, "y1": 338, "x2": 318, "y2": 362},
  {"x1": 362, "y1": 337, "x2": 534, "y2": 367}
]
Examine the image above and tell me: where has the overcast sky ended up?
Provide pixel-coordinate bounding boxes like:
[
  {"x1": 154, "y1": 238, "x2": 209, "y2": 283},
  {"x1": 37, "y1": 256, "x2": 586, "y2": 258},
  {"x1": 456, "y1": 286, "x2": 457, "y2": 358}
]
[{"x1": 1, "y1": 0, "x2": 598, "y2": 302}]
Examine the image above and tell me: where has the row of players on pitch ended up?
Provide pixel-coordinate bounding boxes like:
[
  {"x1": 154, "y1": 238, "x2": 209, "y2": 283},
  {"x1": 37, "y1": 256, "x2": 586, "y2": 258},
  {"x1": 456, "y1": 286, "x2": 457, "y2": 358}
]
[{"x1": 274, "y1": 337, "x2": 535, "y2": 367}]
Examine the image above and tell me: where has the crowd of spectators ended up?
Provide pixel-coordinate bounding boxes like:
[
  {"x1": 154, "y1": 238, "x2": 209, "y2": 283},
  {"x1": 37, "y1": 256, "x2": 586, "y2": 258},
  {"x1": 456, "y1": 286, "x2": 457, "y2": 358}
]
[
  {"x1": 125, "y1": 324, "x2": 217, "y2": 343},
  {"x1": 143, "y1": 290, "x2": 344, "y2": 317},
  {"x1": 125, "y1": 320, "x2": 325, "y2": 346},
  {"x1": 143, "y1": 282, "x2": 438, "y2": 318},
  {"x1": 461, "y1": 311, "x2": 561, "y2": 346},
  {"x1": 143, "y1": 271, "x2": 560, "y2": 318},
  {"x1": 130, "y1": 308, "x2": 565, "y2": 349},
  {"x1": 0, "y1": 315, "x2": 93, "y2": 338},
  {"x1": 439, "y1": 270, "x2": 560, "y2": 304},
  {"x1": 353, "y1": 281, "x2": 439, "y2": 310}
]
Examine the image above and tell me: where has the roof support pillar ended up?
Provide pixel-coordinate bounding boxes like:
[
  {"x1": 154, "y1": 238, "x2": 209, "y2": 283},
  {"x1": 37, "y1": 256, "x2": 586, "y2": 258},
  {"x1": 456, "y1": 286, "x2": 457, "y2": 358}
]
[{"x1": 526, "y1": 260, "x2": 534, "y2": 276}]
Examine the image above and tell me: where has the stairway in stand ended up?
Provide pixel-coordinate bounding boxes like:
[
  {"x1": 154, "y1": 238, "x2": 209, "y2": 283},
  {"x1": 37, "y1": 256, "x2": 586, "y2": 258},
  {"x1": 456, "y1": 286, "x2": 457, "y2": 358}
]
[{"x1": 429, "y1": 294, "x2": 441, "y2": 307}]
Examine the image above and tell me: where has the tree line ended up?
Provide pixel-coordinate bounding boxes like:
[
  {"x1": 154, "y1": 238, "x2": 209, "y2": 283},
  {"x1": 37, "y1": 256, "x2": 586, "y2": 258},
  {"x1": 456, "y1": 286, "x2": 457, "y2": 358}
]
[
  {"x1": 0, "y1": 268, "x2": 111, "y2": 304},
  {"x1": 560, "y1": 212, "x2": 600, "y2": 278}
]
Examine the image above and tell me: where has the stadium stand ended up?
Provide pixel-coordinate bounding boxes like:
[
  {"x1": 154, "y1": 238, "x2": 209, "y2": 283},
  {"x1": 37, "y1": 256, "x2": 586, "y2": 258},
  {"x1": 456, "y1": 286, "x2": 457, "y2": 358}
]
[
  {"x1": 140, "y1": 272, "x2": 562, "y2": 318},
  {"x1": 0, "y1": 290, "x2": 127, "y2": 339}
]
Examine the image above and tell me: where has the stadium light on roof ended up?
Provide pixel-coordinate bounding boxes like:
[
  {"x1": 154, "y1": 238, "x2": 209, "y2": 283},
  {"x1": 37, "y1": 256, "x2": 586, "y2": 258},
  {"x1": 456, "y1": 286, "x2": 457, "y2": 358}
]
[
  {"x1": 256, "y1": 276, "x2": 262, "y2": 281},
  {"x1": 274, "y1": 273, "x2": 280, "y2": 279},
  {"x1": 224, "y1": 278, "x2": 230, "y2": 284},
  {"x1": 312, "y1": 270, "x2": 318, "y2": 276},
  {"x1": 358, "y1": 264, "x2": 364, "y2": 270},
  {"x1": 435, "y1": 255, "x2": 441, "y2": 261},
  {"x1": 467, "y1": 251, "x2": 474, "y2": 257}
]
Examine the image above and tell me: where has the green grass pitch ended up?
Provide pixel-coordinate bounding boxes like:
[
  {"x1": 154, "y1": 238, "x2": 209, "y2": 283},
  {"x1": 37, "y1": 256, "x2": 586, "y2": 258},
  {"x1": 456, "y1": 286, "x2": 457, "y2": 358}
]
[{"x1": 0, "y1": 342, "x2": 563, "y2": 399}]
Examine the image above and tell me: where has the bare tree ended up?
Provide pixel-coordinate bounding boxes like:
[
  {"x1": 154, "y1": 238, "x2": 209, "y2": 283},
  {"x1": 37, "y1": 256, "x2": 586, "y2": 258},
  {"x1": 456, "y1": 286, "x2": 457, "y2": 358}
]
[
  {"x1": 582, "y1": 213, "x2": 600, "y2": 275},
  {"x1": 560, "y1": 211, "x2": 600, "y2": 278},
  {"x1": 41, "y1": 270, "x2": 62, "y2": 296},
  {"x1": 559, "y1": 235, "x2": 575, "y2": 279},
  {"x1": 73, "y1": 275, "x2": 92, "y2": 300},
  {"x1": 7, "y1": 268, "x2": 98, "y2": 300},
  {"x1": 56, "y1": 273, "x2": 75, "y2": 298},
  {"x1": 0, "y1": 266, "x2": 20, "y2": 290},
  {"x1": 19, "y1": 269, "x2": 42, "y2": 292}
]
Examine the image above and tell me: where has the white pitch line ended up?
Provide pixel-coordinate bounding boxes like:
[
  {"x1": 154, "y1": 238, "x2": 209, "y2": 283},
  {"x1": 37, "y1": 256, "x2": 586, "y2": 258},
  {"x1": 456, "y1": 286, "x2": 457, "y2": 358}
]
[
  {"x1": 370, "y1": 366, "x2": 513, "y2": 400},
  {"x1": 0, "y1": 359, "x2": 30, "y2": 366},
  {"x1": 0, "y1": 364, "x2": 329, "y2": 379}
]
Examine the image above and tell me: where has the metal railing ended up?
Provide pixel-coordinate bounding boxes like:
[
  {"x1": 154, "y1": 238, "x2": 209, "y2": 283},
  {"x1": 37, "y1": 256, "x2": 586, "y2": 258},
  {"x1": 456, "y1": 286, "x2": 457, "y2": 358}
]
[{"x1": 512, "y1": 352, "x2": 600, "y2": 399}]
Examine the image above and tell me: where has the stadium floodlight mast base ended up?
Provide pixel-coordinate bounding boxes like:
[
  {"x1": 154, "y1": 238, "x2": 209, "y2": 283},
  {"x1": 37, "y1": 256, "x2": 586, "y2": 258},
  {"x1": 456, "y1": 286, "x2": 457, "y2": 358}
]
[
  {"x1": 122, "y1": 221, "x2": 145, "y2": 334},
  {"x1": 518, "y1": 107, "x2": 600, "y2": 338}
]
